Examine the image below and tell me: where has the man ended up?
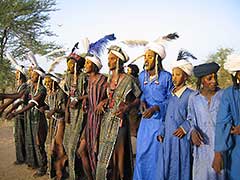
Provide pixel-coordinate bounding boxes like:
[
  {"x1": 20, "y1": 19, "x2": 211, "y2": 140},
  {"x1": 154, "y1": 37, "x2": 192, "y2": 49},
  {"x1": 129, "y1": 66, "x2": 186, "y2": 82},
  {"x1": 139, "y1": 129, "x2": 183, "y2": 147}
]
[
  {"x1": 188, "y1": 62, "x2": 226, "y2": 180},
  {"x1": 163, "y1": 50, "x2": 195, "y2": 180},
  {"x1": 7, "y1": 66, "x2": 48, "y2": 177},
  {"x1": 64, "y1": 48, "x2": 88, "y2": 180},
  {"x1": 96, "y1": 45, "x2": 141, "y2": 180},
  {"x1": 44, "y1": 73, "x2": 67, "y2": 180},
  {"x1": 78, "y1": 54, "x2": 107, "y2": 180},
  {"x1": 212, "y1": 54, "x2": 240, "y2": 180},
  {"x1": 0, "y1": 63, "x2": 28, "y2": 165},
  {"x1": 134, "y1": 41, "x2": 173, "y2": 180}
]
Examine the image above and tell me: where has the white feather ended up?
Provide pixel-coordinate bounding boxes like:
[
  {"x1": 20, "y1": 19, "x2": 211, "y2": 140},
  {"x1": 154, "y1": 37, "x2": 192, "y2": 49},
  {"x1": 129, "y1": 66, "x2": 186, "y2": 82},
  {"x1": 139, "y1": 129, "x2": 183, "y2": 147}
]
[
  {"x1": 122, "y1": 40, "x2": 149, "y2": 47},
  {"x1": 47, "y1": 55, "x2": 66, "y2": 73},
  {"x1": 6, "y1": 53, "x2": 18, "y2": 67},
  {"x1": 43, "y1": 48, "x2": 68, "y2": 57},
  {"x1": 27, "y1": 51, "x2": 38, "y2": 67}
]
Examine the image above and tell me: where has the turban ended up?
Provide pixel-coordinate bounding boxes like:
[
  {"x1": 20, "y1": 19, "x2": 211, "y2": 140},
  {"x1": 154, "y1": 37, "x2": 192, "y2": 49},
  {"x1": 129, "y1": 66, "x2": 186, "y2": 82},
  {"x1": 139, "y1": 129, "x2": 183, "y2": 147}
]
[
  {"x1": 85, "y1": 55, "x2": 103, "y2": 70},
  {"x1": 145, "y1": 42, "x2": 166, "y2": 60},
  {"x1": 172, "y1": 60, "x2": 193, "y2": 76},
  {"x1": 108, "y1": 45, "x2": 129, "y2": 62},
  {"x1": 193, "y1": 62, "x2": 220, "y2": 78},
  {"x1": 224, "y1": 54, "x2": 240, "y2": 74}
]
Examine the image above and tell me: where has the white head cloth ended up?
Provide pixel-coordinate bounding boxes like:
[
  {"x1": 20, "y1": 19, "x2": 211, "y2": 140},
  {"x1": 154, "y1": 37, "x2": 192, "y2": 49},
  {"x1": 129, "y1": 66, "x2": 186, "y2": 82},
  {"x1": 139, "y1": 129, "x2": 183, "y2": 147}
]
[
  {"x1": 224, "y1": 54, "x2": 240, "y2": 75},
  {"x1": 85, "y1": 55, "x2": 103, "y2": 70},
  {"x1": 172, "y1": 59, "x2": 193, "y2": 76},
  {"x1": 145, "y1": 42, "x2": 166, "y2": 60}
]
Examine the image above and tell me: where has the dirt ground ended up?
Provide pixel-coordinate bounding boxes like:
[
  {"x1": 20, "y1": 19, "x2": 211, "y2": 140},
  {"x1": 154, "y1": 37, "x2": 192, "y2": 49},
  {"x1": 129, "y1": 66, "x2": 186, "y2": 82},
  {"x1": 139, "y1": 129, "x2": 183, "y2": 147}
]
[{"x1": 0, "y1": 120, "x2": 48, "y2": 180}]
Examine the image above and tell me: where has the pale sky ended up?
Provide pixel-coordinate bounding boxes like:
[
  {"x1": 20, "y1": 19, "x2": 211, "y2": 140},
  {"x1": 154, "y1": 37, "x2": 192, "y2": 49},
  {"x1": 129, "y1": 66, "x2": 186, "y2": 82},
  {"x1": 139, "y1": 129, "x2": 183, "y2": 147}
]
[{"x1": 35, "y1": 0, "x2": 240, "y2": 74}]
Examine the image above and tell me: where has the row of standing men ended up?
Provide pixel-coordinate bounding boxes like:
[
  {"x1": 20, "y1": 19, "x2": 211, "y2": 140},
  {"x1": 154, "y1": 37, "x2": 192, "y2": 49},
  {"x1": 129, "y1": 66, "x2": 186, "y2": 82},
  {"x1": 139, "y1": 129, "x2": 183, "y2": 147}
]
[{"x1": 0, "y1": 40, "x2": 240, "y2": 180}]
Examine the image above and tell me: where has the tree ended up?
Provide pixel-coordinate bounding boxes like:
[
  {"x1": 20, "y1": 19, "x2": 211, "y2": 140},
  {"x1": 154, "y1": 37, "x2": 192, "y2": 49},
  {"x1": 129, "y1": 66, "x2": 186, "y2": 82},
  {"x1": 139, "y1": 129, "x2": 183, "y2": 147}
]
[
  {"x1": 0, "y1": 0, "x2": 60, "y2": 92},
  {"x1": 207, "y1": 48, "x2": 233, "y2": 88}
]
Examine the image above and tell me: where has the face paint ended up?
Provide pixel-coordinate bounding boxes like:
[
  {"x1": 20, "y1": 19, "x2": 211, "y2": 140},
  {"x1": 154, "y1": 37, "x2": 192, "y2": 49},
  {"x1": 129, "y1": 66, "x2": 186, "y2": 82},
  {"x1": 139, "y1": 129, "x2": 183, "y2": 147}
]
[
  {"x1": 108, "y1": 52, "x2": 118, "y2": 71},
  {"x1": 144, "y1": 50, "x2": 156, "y2": 71},
  {"x1": 172, "y1": 67, "x2": 187, "y2": 88}
]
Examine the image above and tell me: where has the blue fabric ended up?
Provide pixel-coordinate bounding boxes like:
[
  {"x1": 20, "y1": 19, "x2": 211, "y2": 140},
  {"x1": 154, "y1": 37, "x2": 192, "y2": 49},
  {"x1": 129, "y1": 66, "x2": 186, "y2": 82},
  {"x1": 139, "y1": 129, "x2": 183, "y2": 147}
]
[
  {"x1": 187, "y1": 90, "x2": 226, "y2": 180},
  {"x1": 215, "y1": 86, "x2": 240, "y2": 180},
  {"x1": 164, "y1": 88, "x2": 193, "y2": 180},
  {"x1": 134, "y1": 70, "x2": 173, "y2": 180}
]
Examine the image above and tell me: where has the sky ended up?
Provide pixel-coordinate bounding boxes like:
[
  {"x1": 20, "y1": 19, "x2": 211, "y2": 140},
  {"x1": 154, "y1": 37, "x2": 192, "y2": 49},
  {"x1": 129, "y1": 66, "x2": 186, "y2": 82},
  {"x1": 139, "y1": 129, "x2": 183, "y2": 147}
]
[{"x1": 34, "y1": 0, "x2": 240, "y2": 74}]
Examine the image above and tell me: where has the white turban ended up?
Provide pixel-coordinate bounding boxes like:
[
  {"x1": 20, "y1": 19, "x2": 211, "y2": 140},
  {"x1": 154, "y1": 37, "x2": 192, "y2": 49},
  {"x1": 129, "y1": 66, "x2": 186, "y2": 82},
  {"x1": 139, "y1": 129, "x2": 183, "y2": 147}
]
[
  {"x1": 85, "y1": 55, "x2": 103, "y2": 70},
  {"x1": 145, "y1": 42, "x2": 166, "y2": 60},
  {"x1": 172, "y1": 59, "x2": 193, "y2": 76},
  {"x1": 224, "y1": 54, "x2": 240, "y2": 75},
  {"x1": 108, "y1": 45, "x2": 129, "y2": 62}
]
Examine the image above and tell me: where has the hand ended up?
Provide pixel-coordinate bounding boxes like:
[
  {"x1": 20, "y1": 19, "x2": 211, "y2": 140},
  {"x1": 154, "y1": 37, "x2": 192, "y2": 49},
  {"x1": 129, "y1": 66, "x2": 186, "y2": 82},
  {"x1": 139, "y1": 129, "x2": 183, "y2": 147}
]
[
  {"x1": 191, "y1": 130, "x2": 203, "y2": 146},
  {"x1": 96, "y1": 101, "x2": 106, "y2": 115},
  {"x1": 38, "y1": 106, "x2": 45, "y2": 113},
  {"x1": 140, "y1": 101, "x2": 147, "y2": 113},
  {"x1": 157, "y1": 135, "x2": 164, "y2": 143},
  {"x1": 115, "y1": 102, "x2": 128, "y2": 119},
  {"x1": 6, "y1": 112, "x2": 17, "y2": 120},
  {"x1": 212, "y1": 152, "x2": 223, "y2": 174},
  {"x1": 230, "y1": 125, "x2": 240, "y2": 135},
  {"x1": 173, "y1": 127, "x2": 186, "y2": 139},
  {"x1": 142, "y1": 105, "x2": 159, "y2": 118},
  {"x1": 47, "y1": 109, "x2": 55, "y2": 119}
]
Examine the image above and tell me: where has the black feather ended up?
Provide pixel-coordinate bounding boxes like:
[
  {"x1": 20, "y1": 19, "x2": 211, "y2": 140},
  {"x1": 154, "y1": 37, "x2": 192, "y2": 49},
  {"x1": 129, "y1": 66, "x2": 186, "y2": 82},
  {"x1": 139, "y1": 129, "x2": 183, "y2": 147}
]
[
  {"x1": 177, "y1": 49, "x2": 197, "y2": 61},
  {"x1": 163, "y1": 32, "x2": 179, "y2": 40},
  {"x1": 71, "y1": 42, "x2": 79, "y2": 53}
]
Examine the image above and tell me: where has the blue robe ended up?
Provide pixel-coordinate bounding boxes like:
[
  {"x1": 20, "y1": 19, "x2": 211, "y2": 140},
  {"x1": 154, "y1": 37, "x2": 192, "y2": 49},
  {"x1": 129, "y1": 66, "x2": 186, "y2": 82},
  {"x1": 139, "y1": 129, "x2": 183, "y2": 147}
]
[
  {"x1": 134, "y1": 70, "x2": 173, "y2": 180},
  {"x1": 164, "y1": 87, "x2": 193, "y2": 180},
  {"x1": 215, "y1": 86, "x2": 240, "y2": 180},
  {"x1": 188, "y1": 90, "x2": 226, "y2": 180}
]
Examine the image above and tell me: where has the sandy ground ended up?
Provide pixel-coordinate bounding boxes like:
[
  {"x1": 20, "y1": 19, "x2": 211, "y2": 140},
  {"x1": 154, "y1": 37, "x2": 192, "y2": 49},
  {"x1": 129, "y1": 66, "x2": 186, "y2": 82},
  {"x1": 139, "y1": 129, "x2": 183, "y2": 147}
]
[{"x1": 0, "y1": 120, "x2": 48, "y2": 180}]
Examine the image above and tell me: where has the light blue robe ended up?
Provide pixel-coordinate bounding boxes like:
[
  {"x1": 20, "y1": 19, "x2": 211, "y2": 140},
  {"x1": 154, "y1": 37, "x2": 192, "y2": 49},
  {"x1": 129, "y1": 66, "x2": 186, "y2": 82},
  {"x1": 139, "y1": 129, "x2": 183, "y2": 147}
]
[
  {"x1": 164, "y1": 87, "x2": 193, "y2": 180},
  {"x1": 134, "y1": 70, "x2": 173, "y2": 180},
  {"x1": 215, "y1": 86, "x2": 240, "y2": 180},
  {"x1": 188, "y1": 90, "x2": 226, "y2": 180}
]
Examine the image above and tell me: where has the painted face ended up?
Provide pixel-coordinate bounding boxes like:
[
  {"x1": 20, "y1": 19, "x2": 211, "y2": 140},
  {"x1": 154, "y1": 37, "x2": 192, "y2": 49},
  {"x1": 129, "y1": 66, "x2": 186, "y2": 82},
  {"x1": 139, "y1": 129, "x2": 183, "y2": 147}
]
[
  {"x1": 67, "y1": 59, "x2": 76, "y2": 74},
  {"x1": 15, "y1": 70, "x2": 21, "y2": 86},
  {"x1": 44, "y1": 76, "x2": 53, "y2": 91},
  {"x1": 172, "y1": 67, "x2": 187, "y2": 87},
  {"x1": 84, "y1": 59, "x2": 94, "y2": 73},
  {"x1": 31, "y1": 71, "x2": 39, "y2": 83},
  {"x1": 144, "y1": 50, "x2": 155, "y2": 71},
  {"x1": 127, "y1": 67, "x2": 132, "y2": 75},
  {"x1": 201, "y1": 73, "x2": 218, "y2": 91},
  {"x1": 236, "y1": 71, "x2": 240, "y2": 82},
  {"x1": 28, "y1": 66, "x2": 33, "y2": 79},
  {"x1": 108, "y1": 52, "x2": 118, "y2": 71}
]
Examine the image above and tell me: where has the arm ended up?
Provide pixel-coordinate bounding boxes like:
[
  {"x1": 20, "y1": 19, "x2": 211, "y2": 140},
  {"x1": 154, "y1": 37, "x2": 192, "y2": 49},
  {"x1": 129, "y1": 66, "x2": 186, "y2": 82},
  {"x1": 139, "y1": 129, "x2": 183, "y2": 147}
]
[{"x1": 7, "y1": 92, "x2": 43, "y2": 119}]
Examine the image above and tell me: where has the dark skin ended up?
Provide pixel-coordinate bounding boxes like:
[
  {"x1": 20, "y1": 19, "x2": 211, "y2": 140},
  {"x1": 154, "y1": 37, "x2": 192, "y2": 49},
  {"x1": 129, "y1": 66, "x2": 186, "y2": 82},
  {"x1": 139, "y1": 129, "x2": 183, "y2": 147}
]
[
  {"x1": 96, "y1": 53, "x2": 140, "y2": 179},
  {"x1": 171, "y1": 68, "x2": 188, "y2": 139},
  {"x1": 6, "y1": 72, "x2": 44, "y2": 120},
  {"x1": 212, "y1": 71, "x2": 240, "y2": 174},
  {"x1": 0, "y1": 71, "x2": 26, "y2": 117},
  {"x1": 143, "y1": 50, "x2": 163, "y2": 142},
  {"x1": 191, "y1": 73, "x2": 218, "y2": 146}
]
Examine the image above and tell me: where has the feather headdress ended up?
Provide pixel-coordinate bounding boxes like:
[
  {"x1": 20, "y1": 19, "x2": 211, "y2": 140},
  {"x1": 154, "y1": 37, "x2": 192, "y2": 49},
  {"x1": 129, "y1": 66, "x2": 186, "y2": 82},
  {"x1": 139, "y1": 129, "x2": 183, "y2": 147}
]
[
  {"x1": 177, "y1": 49, "x2": 197, "y2": 61},
  {"x1": 27, "y1": 51, "x2": 38, "y2": 68},
  {"x1": 172, "y1": 49, "x2": 196, "y2": 76},
  {"x1": 122, "y1": 32, "x2": 179, "y2": 47},
  {"x1": 47, "y1": 55, "x2": 67, "y2": 73},
  {"x1": 6, "y1": 53, "x2": 27, "y2": 75},
  {"x1": 88, "y1": 34, "x2": 116, "y2": 56}
]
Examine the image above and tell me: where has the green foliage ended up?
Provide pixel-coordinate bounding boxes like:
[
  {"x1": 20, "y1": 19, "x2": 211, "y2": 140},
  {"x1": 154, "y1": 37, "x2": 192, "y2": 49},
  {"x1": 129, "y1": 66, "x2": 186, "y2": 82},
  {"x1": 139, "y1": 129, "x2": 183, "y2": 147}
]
[
  {"x1": 207, "y1": 48, "x2": 233, "y2": 88},
  {"x1": 187, "y1": 48, "x2": 233, "y2": 89},
  {"x1": 0, "y1": 0, "x2": 60, "y2": 91}
]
